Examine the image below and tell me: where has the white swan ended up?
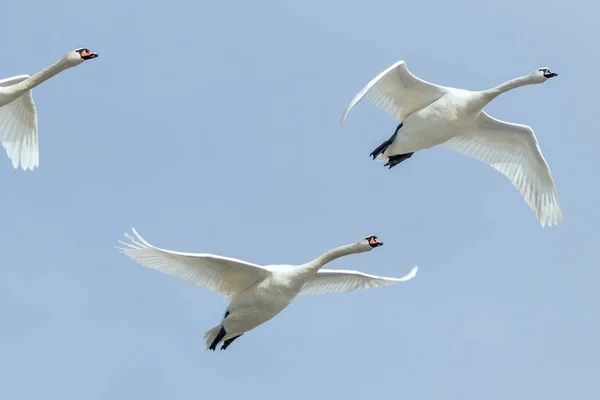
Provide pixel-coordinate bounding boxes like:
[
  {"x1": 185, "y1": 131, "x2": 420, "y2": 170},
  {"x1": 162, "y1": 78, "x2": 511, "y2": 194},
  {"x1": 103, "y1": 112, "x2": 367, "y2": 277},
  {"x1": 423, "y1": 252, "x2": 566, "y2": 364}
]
[
  {"x1": 0, "y1": 48, "x2": 98, "y2": 170},
  {"x1": 118, "y1": 228, "x2": 418, "y2": 351},
  {"x1": 341, "y1": 60, "x2": 562, "y2": 227}
]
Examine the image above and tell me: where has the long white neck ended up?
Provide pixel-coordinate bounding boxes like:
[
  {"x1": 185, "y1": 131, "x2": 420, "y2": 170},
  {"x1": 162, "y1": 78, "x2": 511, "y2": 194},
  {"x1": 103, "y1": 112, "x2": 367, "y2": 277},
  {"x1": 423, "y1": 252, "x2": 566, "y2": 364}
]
[
  {"x1": 304, "y1": 242, "x2": 364, "y2": 275},
  {"x1": 480, "y1": 74, "x2": 536, "y2": 103},
  {"x1": 8, "y1": 58, "x2": 73, "y2": 97}
]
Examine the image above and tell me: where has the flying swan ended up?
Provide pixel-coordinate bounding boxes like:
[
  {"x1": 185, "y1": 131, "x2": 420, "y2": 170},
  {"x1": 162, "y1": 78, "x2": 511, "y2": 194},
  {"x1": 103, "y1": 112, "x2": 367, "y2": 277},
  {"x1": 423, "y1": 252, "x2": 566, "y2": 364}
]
[
  {"x1": 0, "y1": 48, "x2": 98, "y2": 170},
  {"x1": 118, "y1": 228, "x2": 418, "y2": 351},
  {"x1": 341, "y1": 60, "x2": 562, "y2": 227}
]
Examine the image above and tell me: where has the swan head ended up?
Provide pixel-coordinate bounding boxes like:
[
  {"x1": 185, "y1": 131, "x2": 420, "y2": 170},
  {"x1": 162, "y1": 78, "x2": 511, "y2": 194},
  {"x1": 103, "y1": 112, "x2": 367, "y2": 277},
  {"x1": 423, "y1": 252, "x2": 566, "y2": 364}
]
[
  {"x1": 531, "y1": 67, "x2": 558, "y2": 83},
  {"x1": 362, "y1": 235, "x2": 384, "y2": 250},
  {"x1": 64, "y1": 48, "x2": 98, "y2": 66}
]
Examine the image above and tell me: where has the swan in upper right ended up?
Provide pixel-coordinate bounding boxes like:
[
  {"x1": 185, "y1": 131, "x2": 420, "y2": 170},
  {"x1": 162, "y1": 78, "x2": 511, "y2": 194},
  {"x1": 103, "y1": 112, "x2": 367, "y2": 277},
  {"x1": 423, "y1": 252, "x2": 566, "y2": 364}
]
[
  {"x1": 118, "y1": 228, "x2": 418, "y2": 351},
  {"x1": 0, "y1": 48, "x2": 98, "y2": 171},
  {"x1": 341, "y1": 60, "x2": 562, "y2": 227}
]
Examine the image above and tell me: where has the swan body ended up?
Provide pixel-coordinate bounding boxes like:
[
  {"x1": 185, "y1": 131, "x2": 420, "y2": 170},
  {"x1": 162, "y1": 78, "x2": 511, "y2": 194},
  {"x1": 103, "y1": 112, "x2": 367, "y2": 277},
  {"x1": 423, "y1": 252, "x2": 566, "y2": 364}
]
[
  {"x1": 118, "y1": 228, "x2": 418, "y2": 351},
  {"x1": 0, "y1": 48, "x2": 98, "y2": 170},
  {"x1": 341, "y1": 60, "x2": 562, "y2": 227}
]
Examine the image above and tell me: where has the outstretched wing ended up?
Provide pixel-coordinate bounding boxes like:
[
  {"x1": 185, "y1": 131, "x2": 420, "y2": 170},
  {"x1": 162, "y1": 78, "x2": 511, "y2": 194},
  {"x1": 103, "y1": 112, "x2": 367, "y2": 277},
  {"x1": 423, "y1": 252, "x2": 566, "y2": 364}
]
[
  {"x1": 341, "y1": 60, "x2": 446, "y2": 123},
  {"x1": 444, "y1": 111, "x2": 562, "y2": 227},
  {"x1": 117, "y1": 228, "x2": 271, "y2": 297},
  {"x1": 0, "y1": 75, "x2": 39, "y2": 170},
  {"x1": 299, "y1": 266, "x2": 418, "y2": 296}
]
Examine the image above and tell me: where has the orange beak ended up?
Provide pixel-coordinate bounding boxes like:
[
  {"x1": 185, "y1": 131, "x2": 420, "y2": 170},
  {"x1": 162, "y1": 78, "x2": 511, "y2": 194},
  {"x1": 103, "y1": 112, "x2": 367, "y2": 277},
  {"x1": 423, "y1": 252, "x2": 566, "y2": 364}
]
[
  {"x1": 369, "y1": 237, "x2": 381, "y2": 246},
  {"x1": 80, "y1": 50, "x2": 98, "y2": 59}
]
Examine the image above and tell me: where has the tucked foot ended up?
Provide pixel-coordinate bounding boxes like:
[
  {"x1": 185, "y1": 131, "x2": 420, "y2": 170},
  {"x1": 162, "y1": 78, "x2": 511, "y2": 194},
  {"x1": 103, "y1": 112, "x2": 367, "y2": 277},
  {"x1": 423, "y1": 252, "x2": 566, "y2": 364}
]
[
  {"x1": 209, "y1": 326, "x2": 227, "y2": 351},
  {"x1": 370, "y1": 122, "x2": 403, "y2": 160},
  {"x1": 384, "y1": 152, "x2": 414, "y2": 169},
  {"x1": 220, "y1": 334, "x2": 243, "y2": 351}
]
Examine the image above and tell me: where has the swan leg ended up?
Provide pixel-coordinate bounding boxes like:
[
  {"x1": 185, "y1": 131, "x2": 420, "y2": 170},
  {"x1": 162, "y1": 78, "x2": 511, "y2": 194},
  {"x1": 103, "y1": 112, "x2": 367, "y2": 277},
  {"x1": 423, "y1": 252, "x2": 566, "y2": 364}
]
[
  {"x1": 384, "y1": 152, "x2": 414, "y2": 169},
  {"x1": 220, "y1": 334, "x2": 243, "y2": 350},
  {"x1": 370, "y1": 122, "x2": 403, "y2": 160},
  {"x1": 209, "y1": 326, "x2": 227, "y2": 351}
]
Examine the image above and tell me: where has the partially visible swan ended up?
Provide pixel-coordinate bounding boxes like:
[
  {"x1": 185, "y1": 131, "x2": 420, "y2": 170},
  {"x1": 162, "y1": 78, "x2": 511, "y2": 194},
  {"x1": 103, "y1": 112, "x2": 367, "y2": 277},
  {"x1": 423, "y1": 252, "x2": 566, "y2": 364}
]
[
  {"x1": 118, "y1": 228, "x2": 418, "y2": 351},
  {"x1": 341, "y1": 60, "x2": 562, "y2": 227},
  {"x1": 0, "y1": 48, "x2": 98, "y2": 170}
]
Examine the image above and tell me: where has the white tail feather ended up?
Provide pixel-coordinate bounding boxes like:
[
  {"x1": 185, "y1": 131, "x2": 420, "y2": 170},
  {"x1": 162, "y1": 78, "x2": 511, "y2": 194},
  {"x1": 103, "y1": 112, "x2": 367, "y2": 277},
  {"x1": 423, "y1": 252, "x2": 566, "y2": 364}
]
[{"x1": 204, "y1": 325, "x2": 223, "y2": 350}]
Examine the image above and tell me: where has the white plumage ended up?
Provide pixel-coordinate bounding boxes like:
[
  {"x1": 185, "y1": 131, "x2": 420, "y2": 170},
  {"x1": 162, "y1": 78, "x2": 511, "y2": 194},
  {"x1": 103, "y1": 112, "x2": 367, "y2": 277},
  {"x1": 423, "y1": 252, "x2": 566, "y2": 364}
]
[
  {"x1": 342, "y1": 60, "x2": 562, "y2": 227},
  {"x1": 0, "y1": 76, "x2": 39, "y2": 170},
  {"x1": 118, "y1": 228, "x2": 418, "y2": 350},
  {"x1": 0, "y1": 48, "x2": 97, "y2": 170},
  {"x1": 299, "y1": 267, "x2": 418, "y2": 295}
]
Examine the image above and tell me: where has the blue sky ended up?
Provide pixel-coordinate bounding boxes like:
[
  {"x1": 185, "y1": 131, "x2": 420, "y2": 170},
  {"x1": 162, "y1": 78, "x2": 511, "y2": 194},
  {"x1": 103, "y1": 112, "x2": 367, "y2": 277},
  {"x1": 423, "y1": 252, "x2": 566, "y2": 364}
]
[{"x1": 1, "y1": 0, "x2": 598, "y2": 399}]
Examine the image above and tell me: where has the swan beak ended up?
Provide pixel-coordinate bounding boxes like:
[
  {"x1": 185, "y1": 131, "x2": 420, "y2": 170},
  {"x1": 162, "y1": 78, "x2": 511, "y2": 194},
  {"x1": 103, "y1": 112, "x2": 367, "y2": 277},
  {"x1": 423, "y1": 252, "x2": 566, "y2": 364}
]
[
  {"x1": 369, "y1": 237, "x2": 383, "y2": 246},
  {"x1": 81, "y1": 50, "x2": 98, "y2": 60},
  {"x1": 544, "y1": 72, "x2": 558, "y2": 78}
]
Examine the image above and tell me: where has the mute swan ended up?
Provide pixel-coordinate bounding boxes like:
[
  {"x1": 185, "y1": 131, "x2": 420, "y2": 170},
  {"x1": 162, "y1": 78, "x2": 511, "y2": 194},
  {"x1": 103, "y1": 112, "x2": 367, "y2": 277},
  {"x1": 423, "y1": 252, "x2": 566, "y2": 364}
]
[
  {"x1": 0, "y1": 48, "x2": 98, "y2": 170},
  {"x1": 341, "y1": 60, "x2": 562, "y2": 227},
  {"x1": 118, "y1": 228, "x2": 418, "y2": 351}
]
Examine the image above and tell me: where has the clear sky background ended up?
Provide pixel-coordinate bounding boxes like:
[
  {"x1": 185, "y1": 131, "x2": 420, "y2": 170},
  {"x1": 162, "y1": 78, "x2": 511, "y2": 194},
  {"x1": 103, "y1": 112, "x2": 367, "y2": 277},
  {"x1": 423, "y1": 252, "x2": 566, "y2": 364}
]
[{"x1": 0, "y1": 0, "x2": 598, "y2": 399}]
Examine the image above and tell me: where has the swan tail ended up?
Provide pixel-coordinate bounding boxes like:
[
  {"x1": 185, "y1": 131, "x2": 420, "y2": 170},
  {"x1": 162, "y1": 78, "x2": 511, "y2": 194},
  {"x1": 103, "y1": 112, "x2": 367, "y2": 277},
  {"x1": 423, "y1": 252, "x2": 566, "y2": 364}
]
[
  {"x1": 204, "y1": 325, "x2": 226, "y2": 351},
  {"x1": 375, "y1": 154, "x2": 388, "y2": 162}
]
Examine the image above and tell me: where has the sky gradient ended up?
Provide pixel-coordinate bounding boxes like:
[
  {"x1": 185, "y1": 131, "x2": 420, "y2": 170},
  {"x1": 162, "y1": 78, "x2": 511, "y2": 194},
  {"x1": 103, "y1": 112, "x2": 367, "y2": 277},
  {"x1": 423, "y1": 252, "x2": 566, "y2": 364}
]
[{"x1": 1, "y1": 0, "x2": 598, "y2": 399}]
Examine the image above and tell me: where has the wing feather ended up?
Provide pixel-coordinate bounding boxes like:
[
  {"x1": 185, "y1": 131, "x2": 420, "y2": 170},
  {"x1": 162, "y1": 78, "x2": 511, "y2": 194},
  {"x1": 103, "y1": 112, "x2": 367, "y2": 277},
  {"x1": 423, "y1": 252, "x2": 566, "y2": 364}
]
[
  {"x1": 299, "y1": 266, "x2": 418, "y2": 296},
  {"x1": 0, "y1": 75, "x2": 39, "y2": 170},
  {"x1": 117, "y1": 228, "x2": 271, "y2": 297},
  {"x1": 444, "y1": 111, "x2": 562, "y2": 227},
  {"x1": 341, "y1": 60, "x2": 446, "y2": 123}
]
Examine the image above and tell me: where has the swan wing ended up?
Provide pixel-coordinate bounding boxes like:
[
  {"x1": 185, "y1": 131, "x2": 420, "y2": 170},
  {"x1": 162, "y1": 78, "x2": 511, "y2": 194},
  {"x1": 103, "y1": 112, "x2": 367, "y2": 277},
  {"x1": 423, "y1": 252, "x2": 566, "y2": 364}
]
[
  {"x1": 444, "y1": 111, "x2": 562, "y2": 227},
  {"x1": 341, "y1": 60, "x2": 446, "y2": 123},
  {"x1": 299, "y1": 266, "x2": 418, "y2": 295},
  {"x1": 117, "y1": 228, "x2": 271, "y2": 297},
  {"x1": 0, "y1": 75, "x2": 39, "y2": 171}
]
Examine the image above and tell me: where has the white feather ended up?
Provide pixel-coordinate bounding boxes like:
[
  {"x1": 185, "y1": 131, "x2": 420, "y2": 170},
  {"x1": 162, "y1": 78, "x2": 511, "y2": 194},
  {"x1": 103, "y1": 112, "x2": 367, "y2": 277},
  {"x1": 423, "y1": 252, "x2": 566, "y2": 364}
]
[
  {"x1": 0, "y1": 75, "x2": 39, "y2": 171},
  {"x1": 341, "y1": 60, "x2": 562, "y2": 226},
  {"x1": 444, "y1": 112, "x2": 562, "y2": 227},
  {"x1": 118, "y1": 229, "x2": 418, "y2": 349},
  {"x1": 300, "y1": 266, "x2": 418, "y2": 295}
]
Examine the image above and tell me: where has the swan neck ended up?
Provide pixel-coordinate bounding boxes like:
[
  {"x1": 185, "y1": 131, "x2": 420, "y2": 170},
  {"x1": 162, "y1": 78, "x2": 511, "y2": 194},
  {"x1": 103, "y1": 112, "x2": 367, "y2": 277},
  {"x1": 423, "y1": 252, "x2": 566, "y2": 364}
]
[
  {"x1": 10, "y1": 58, "x2": 72, "y2": 96},
  {"x1": 306, "y1": 243, "x2": 362, "y2": 273},
  {"x1": 482, "y1": 75, "x2": 534, "y2": 102}
]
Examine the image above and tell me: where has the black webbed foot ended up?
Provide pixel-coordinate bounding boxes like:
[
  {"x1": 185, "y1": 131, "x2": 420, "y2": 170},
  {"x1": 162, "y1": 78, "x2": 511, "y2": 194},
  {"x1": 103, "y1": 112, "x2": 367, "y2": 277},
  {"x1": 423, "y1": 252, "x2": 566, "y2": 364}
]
[
  {"x1": 220, "y1": 334, "x2": 243, "y2": 350},
  {"x1": 384, "y1": 152, "x2": 414, "y2": 169},
  {"x1": 370, "y1": 122, "x2": 403, "y2": 160}
]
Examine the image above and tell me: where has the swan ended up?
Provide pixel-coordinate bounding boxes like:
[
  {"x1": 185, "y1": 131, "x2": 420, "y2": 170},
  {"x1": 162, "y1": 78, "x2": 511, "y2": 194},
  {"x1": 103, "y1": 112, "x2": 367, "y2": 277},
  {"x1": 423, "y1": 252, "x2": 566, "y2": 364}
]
[
  {"x1": 117, "y1": 228, "x2": 418, "y2": 351},
  {"x1": 341, "y1": 60, "x2": 562, "y2": 227},
  {"x1": 0, "y1": 48, "x2": 98, "y2": 170}
]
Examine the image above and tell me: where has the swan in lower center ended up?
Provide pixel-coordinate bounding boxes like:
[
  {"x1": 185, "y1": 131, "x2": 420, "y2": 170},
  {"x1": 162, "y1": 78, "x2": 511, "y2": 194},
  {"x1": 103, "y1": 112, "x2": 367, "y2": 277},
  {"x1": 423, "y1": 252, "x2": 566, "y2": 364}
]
[
  {"x1": 341, "y1": 60, "x2": 562, "y2": 227},
  {"x1": 118, "y1": 228, "x2": 418, "y2": 351}
]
